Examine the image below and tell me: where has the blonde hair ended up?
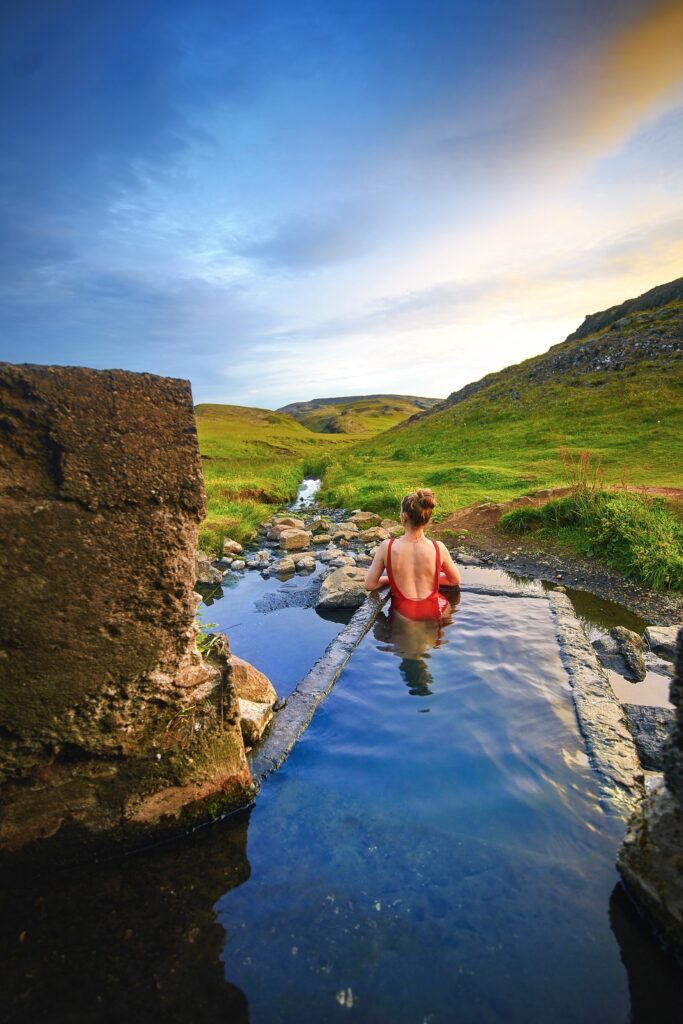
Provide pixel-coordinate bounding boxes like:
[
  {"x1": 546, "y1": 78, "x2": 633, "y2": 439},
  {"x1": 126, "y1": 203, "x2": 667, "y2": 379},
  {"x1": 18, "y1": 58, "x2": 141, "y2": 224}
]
[{"x1": 401, "y1": 488, "x2": 436, "y2": 527}]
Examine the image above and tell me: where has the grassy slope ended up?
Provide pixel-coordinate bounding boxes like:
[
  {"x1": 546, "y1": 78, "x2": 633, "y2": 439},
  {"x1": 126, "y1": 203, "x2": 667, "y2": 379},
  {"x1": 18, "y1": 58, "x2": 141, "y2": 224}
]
[
  {"x1": 318, "y1": 302, "x2": 683, "y2": 520},
  {"x1": 195, "y1": 404, "x2": 358, "y2": 551},
  {"x1": 284, "y1": 396, "x2": 441, "y2": 435}
]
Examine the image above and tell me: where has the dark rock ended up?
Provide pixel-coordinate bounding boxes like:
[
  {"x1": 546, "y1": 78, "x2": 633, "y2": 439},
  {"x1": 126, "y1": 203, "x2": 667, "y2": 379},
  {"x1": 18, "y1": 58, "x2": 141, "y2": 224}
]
[
  {"x1": 622, "y1": 704, "x2": 674, "y2": 770},
  {"x1": 610, "y1": 626, "x2": 647, "y2": 681},
  {"x1": 618, "y1": 627, "x2": 683, "y2": 955}
]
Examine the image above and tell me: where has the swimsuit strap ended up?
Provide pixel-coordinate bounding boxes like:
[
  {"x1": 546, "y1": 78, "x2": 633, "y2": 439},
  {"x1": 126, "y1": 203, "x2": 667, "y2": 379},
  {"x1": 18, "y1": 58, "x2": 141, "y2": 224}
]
[
  {"x1": 386, "y1": 537, "x2": 401, "y2": 596},
  {"x1": 431, "y1": 539, "x2": 441, "y2": 594}
]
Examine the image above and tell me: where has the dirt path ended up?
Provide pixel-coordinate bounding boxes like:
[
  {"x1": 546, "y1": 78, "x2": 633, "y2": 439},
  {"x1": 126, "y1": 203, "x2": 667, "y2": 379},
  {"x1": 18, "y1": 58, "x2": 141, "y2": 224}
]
[{"x1": 432, "y1": 487, "x2": 683, "y2": 626}]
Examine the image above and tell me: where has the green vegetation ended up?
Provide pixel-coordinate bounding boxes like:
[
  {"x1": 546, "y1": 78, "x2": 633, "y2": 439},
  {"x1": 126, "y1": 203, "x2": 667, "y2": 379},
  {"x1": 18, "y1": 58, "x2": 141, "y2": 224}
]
[
  {"x1": 282, "y1": 395, "x2": 440, "y2": 435},
  {"x1": 501, "y1": 492, "x2": 683, "y2": 591},
  {"x1": 195, "y1": 293, "x2": 683, "y2": 592},
  {"x1": 195, "y1": 403, "x2": 358, "y2": 553},
  {"x1": 316, "y1": 328, "x2": 683, "y2": 518}
]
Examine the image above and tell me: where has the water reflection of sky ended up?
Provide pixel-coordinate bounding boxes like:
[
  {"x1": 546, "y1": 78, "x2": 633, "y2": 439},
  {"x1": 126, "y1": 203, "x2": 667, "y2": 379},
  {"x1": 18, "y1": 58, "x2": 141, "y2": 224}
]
[{"x1": 215, "y1": 590, "x2": 683, "y2": 1022}]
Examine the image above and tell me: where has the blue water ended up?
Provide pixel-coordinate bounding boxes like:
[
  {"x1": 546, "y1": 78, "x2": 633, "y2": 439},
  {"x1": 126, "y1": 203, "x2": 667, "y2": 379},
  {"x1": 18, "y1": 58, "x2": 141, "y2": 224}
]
[
  {"x1": 200, "y1": 566, "x2": 347, "y2": 698},
  {"x1": 215, "y1": 590, "x2": 644, "y2": 1022}
]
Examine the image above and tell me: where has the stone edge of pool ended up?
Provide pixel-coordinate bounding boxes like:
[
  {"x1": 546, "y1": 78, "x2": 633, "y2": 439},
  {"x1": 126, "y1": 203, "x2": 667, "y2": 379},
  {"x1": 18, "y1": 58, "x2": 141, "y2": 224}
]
[
  {"x1": 249, "y1": 582, "x2": 645, "y2": 820},
  {"x1": 248, "y1": 590, "x2": 391, "y2": 783},
  {"x1": 548, "y1": 590, "x2": 644, "y2": 816}
]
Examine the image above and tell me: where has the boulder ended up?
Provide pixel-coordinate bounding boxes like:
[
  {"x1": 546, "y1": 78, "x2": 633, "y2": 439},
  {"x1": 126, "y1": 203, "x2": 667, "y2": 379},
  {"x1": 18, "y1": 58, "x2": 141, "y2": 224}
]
[
  {"x1": 349, "y1": 511, "x2": 382, "y2": 527},
  {"x1": 623, "y1": 704, "x2": 675, "y2": 771},
  {"x1": 238, "y1": 698, "x2": 273, "y2": 746},
  {"x1": 307, "y1": 516, "x2": 330, "y2": 534},
  {"x1": 276, "y1": 556, "x2": 296, "y2": 574},
  {"x1": 273, "y1": 515, "x2": 305, "y2": 530},
  {"x1": 317, "y1": 566, "x2": 368, "y2": 609},
  {"x1": 222, "y1": 538, "x2": 244, "y2": 555},
  {"x1": 329, "y1": 525, "x2": 359, "y2": 542},
  {"x1": 231, "y1": 559, "x2": 246, "y2": 571},
  {"x1": 593, "y1": 634, "x2": 632, "y2": 676},
  {"x1": 357, "y1": 527, "x2": 389, "y2": 544},
  {"x1": 278, "y1": 529, "x2": 311, "y2": 551},
  {"x1": 312, "y1": 534, "x2": 332, "y2": 545},
  {"x1": 231, "y1": 655, "x2": 277, "y2": 705},
  {"x1": 610, "y1": 627, "x2": 647, "y2": 682},
  {"x1": 296, "y1": 555, "x2": 316, "y2": 573},
  {"x1": 196, "y1": 551, "x2": 222, "y2": 584},
  {"x1": 355, "y1": 553, "x2": 372, "y2": 566},
  {"x1": 381, "y1": 519, "x2": 401, "y2": 530},
  {"x1": 644, "y1": 626, "x2": 679, "y2": 661}
]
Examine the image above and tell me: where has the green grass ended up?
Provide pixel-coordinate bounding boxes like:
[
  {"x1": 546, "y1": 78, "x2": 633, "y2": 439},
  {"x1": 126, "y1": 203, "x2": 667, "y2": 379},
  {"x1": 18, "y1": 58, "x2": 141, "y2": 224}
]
[
  {"x1": 501, "y1": 492, "x2": 683, "y2": 591},
  {"x1": 195, "y1": 403, "x2": 359, "y2": 553},
  {"x1": 316, "y1": 360, "x2": 683, "y2": 519}
]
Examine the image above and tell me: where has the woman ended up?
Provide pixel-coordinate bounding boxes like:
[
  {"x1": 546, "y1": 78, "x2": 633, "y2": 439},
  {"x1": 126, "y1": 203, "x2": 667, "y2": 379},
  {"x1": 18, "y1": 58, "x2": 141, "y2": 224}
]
[{"x1": 364, "y1": 488, "x2": 461, "y2": 620}]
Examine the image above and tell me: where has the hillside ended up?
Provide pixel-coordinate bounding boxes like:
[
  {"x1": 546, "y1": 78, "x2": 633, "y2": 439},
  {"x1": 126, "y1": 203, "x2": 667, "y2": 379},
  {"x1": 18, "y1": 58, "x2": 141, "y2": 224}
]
[
  {"x1": 317, "y1": 277, "x2": 683, "y2": 516},
  {"x1": 278, "y1": 394, "x2": 441, "y2": 434}
]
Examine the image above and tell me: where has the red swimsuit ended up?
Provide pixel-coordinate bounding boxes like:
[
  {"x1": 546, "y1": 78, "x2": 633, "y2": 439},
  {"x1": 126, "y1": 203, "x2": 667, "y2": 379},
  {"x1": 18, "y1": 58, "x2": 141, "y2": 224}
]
[{"x1": 385, "y1": 537, "x2": 450, "y2": 621}]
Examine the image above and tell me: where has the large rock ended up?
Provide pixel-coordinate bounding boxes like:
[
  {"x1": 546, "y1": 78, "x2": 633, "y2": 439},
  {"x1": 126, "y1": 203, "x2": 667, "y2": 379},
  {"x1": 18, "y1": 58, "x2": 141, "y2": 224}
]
[
  {"x1": 623, "y1": 704, "x2": 675, "y2": 771},
  {"x1": 273, "y1": 515, "x2": 305, "y2": 530},
  {"x1": 645, "y1": 626, "x2": 679, "y2": 661},
  {"x1": 231, "y1": 655, "x2": 278, "y2": 705},
  {"x1": 0, "y1": 364, "x2": 251, "y2": 855},
  {"x1": 278, "y1": 528, "x2": 311, "y2": 551},
  {"x1": 222, "y1": 538, "x2": 243, "y2": 555},
  {"x1": 195, "y1": 550, "x2": 222, "y2": 584},
  {"x1": 349, "y1": 511, "x2": 382, "y2": 527},
  {"x1": 317, "y1": 566, "x2": 368, "y2": 609},
  {"x1": 356, "y1": 526, "x2": 389, "y2": 544},
  {"x1": 307, "y1": 516, "x2": 330, "y2": 534},
  {"x1": 238, "y1": 698, "x2": 273, "y2": 746},
  {"x1": 329, "y1": 525, "x2": 359, "y2": 542},
  {"x1": 610, "y1": 626, "x2": 647, "y2": 682},
  {"x1": 618, "y1": 627, "x2": 683, "y2": 954}
]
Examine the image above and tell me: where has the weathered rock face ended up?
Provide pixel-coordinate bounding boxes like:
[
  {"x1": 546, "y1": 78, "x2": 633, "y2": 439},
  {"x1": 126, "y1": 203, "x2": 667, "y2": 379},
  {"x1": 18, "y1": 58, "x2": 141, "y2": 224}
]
[
  {"x1": 0, "y1": 363, "x2": 251, "y2": 855},
  {"x1": 618, "y1": 626, "x2": 683, "y2": 955}
]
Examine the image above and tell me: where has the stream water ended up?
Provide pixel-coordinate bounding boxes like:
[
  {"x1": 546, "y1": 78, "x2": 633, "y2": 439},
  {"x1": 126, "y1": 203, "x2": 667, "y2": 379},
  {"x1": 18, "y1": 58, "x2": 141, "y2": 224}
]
[{"x1": 2, "y1": 485, "x2": 682, "y2": 1021}]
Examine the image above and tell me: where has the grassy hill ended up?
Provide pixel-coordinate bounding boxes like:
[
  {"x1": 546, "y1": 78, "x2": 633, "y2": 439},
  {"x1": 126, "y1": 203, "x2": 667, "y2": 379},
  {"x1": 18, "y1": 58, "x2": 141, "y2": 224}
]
[
  {"x1": 317, "y1": 278, "x2": 683, "y2": 519},
  {"x1": 278, "y1": 394, "x2": 441, "y2": 434},
  {"x1": 195, "y1": 403, "x2": 358, "y2": 551}
]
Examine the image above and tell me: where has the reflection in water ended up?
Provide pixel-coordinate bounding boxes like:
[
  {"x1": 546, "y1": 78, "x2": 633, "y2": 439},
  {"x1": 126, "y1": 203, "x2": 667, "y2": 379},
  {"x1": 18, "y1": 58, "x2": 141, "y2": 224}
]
[
  {"x1": 373, "y1": 590, "x2": 461, "y2": 696},
  {"x1": 0, "y1": 813, "x2": 252, "y2": 1024},
  {"x1": 609, "y1": 884, "x2": 683, "y2": 1023}
]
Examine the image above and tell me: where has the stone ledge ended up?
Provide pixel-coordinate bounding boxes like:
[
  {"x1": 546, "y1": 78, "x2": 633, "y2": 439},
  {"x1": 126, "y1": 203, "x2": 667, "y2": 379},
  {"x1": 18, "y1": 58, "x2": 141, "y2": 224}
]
[
  {"x1": 547, "y1": 589, "x2": 644, "y2": 816},
  {"x1": 249, "y1": 591, "x2": 389, "y2": 783}
]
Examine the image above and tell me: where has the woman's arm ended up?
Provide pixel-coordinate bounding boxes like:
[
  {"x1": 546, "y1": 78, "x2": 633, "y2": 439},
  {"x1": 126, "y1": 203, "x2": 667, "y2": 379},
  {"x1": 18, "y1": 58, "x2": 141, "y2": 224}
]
[
  {"x1": 365, "y1": 540, "x2": 390, "y2": 590},
  {"x1": 437, "y1": 542, "x2": 461, "y2": 587}
]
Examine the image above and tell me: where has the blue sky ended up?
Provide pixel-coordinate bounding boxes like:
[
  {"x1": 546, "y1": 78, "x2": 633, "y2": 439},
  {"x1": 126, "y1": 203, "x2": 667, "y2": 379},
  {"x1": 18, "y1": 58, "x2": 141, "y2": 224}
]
[{"x1": 1, "y1": 0, "x2": 682, "y2": 406}]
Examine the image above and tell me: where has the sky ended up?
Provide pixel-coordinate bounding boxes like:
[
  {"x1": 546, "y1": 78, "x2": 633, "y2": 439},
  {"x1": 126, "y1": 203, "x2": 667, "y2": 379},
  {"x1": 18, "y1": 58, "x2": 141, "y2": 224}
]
[{"x1": 1, "y1": 0, "x2": 682, "y2": 408}]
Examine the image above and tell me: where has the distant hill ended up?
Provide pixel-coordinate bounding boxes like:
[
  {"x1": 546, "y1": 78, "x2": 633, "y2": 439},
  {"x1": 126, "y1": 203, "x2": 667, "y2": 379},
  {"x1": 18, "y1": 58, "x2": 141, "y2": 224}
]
[
  {"x1": 317, "y1": 277, "x2": 683, "y2": 515},
  {"x1": 277, "y1": 394, "x2": 442, "y2": 434}
]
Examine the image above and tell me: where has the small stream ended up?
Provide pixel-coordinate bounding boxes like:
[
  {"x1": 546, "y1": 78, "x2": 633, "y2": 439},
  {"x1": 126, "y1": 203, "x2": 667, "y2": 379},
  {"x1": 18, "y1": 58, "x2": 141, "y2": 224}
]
[{"x1": 1, "y1": 485, "x2": 681, "y2": 1021}]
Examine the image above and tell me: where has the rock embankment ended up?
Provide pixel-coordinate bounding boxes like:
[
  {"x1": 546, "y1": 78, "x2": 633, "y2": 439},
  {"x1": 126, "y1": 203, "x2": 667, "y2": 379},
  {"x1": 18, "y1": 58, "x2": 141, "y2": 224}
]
[
  {"x1": 0, "y1": 364, "x2": 252, "y2": 857},
  {"x1": 197, "y1": 510, "x2": 403, "y2": 608},
  {"x1": 618, "y1": 627, "x2": 683, "y2": 956}
]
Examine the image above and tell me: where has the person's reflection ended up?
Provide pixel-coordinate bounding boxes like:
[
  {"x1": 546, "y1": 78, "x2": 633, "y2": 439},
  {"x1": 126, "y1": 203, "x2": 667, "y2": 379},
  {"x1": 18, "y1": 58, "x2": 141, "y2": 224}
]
[{"x1": 374, "y1": 590, "x2": 460, "y2": 696}]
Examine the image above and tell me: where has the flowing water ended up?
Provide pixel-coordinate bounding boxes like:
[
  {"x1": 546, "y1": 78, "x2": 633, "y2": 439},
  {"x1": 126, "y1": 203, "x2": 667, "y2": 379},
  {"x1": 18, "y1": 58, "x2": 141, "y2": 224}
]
[{"x1": 2, "y1": 530, "x2": 682, "y2": 1021}]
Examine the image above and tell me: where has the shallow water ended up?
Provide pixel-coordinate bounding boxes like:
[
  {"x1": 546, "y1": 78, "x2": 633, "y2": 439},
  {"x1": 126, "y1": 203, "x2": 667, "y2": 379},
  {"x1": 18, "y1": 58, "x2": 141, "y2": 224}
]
[
  {"x1": 2, "y1": 567, "x2": 682, "y2": 1021},
  {"x1": 212, "y1": 588, "x2": 682, "y2": 1022}
]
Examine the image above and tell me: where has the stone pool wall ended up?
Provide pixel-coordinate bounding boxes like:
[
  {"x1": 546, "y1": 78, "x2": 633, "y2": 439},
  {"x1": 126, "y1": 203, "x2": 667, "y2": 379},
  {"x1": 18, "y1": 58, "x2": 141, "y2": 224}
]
[
  {"x1": 618, "y1": 627, "x2": 683, "y2": 955},
  {"x1": 0, "y1": 363, "x2": 251, "y2": 855}
]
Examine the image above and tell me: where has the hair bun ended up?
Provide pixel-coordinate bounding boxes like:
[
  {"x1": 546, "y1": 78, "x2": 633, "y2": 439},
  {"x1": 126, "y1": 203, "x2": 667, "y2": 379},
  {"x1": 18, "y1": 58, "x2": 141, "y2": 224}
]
[{"x1": 416, "y1": 488, "x2": 436, "y2": 509}]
